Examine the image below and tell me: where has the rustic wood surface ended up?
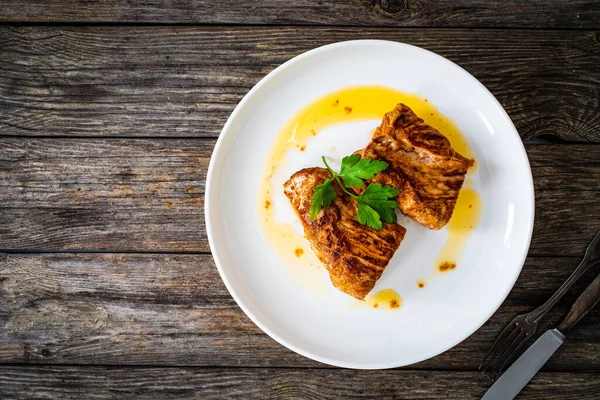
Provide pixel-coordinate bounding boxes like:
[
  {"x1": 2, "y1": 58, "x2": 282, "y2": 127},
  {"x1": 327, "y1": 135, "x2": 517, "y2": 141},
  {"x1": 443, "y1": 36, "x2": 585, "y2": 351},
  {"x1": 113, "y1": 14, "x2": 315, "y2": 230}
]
[
  {"x1": 1, "y1": 253, "x2": 599, "y2": 369},
  {"x1": 1, "y1": 1, "x2": 600, "y2": 398},
  {"x1": 2, "y1": 27, "x2": 600, "y2": 141},
  {"x1": 1, "y1": 367, "x2": 599, "y2": 400},
  {"x1": 0, "y1": 0, "x2": 599, "y2": 28},
  {"x1": 1, "y1": 139, "x2": 599, "y2": 254}
]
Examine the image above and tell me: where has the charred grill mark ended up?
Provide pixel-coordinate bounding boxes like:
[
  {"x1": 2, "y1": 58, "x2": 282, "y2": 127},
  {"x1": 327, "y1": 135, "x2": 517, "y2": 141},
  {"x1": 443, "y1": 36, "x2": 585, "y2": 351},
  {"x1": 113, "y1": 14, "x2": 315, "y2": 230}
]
[{"x1": 283, "y1": 167, "x2": 405, "y2": 300}]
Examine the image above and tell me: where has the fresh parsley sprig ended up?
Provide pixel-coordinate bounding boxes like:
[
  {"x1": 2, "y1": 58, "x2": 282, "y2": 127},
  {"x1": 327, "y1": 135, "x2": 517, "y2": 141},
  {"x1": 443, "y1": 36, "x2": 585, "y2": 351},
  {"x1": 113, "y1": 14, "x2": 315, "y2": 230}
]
[{"x1": 310, "y1": 154, "x2": 399, "y2": 230}]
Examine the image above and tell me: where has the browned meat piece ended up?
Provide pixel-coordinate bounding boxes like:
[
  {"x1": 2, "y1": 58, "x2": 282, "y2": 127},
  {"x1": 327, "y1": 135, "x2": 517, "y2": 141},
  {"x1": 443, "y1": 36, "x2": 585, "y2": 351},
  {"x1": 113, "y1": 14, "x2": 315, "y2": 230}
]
[
  {"x1": 284, "y1": 167, "x2": 406, "y2": 300},
  {"x1": 360, "y1": 104, "x2": 473, "y2": 230}
]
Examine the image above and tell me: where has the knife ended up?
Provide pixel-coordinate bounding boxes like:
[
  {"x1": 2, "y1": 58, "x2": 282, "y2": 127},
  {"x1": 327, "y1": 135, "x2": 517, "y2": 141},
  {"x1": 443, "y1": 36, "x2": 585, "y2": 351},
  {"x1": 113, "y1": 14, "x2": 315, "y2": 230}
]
[{"x1": 482, "y1": 269, "x2": 600, "y2": 400}]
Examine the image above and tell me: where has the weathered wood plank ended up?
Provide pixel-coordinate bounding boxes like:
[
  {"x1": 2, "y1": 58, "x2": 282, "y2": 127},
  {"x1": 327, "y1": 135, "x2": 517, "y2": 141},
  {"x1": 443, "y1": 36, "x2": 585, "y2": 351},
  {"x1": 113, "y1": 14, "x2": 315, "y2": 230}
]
[
  {"x1": 1, "y1": 253, "x2": 599, "y2": 369},
  {"x1": 0, "y1": 138, "x2": 210, "y2": 252},
  {"x1": 1, "y1": 26, "x2": 599, "y2": 142},
  {"x1": 527, "y1": 145, "x2": 600, "y2": 192},
  {"x1": 1, "y1": 139, "x2": 599, "y2": 254},
  {"x1": 0, "y1": 0, "x2": 598, "y2": 28},
  {"x1": 1, "y1": 366, "x2": 599, "y2": 400}
]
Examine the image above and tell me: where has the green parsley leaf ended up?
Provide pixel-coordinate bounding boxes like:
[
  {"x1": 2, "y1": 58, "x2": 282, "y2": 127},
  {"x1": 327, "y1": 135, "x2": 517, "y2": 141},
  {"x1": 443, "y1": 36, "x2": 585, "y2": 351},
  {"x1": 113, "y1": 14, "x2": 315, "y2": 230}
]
[
  {"x1": 310, "y1": 178, "x2": 337, "y2": 221},
  {"x1": 364, "y1": 198, "x2": 398, "y2": 224},
  {"x1": 356, "y1": 183, "x2": 399, "y2": 229},
  {"x1": 360, "y1": 183, "x2": 400, "y2": 201},
  {"x1": 339, "y1": 155, "x2": 389, "y2": 188},
  {"x1": 356, "y1": 203, "x2": 383, "y2": 231},
  {"x1": 311, "y1": 153, "x2": 399, "y2": 229},
  {"x1": 339, "y1": 154, "x2": 361, "y2": 174}
]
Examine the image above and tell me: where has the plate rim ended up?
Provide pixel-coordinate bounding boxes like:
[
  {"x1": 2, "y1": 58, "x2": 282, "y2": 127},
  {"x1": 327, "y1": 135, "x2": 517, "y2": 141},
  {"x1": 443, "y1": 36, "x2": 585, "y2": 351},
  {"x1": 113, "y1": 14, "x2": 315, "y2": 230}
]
[{"x1": 205, "y1": 39, "x2": 535, "y2": 369}]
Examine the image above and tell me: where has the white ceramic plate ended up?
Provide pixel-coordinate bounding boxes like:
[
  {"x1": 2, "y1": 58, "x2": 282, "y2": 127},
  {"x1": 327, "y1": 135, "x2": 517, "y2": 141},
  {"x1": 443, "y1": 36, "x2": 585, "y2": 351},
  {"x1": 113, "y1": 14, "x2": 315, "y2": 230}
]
[{"x1": 205, "y1": 40, "x2": 534, "y2": 369}]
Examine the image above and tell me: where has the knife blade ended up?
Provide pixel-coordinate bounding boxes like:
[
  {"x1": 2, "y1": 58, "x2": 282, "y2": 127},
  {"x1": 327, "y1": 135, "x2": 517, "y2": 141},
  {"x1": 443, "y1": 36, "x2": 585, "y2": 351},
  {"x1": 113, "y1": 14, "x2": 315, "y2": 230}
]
[
  {"x1": 481, "y1": 268, "x2": 600, "y2": 400},
  {"x1": 481, "y1": 329, "x2": 565, "y2": 400}
]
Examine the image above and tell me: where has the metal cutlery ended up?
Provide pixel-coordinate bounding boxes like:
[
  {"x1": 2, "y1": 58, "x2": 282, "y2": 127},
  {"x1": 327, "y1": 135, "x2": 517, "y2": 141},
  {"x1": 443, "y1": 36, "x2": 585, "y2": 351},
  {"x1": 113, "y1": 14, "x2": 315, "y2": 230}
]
[
  {"x1": 480, "y1": 230, "x2": 600, "y2": 375},
  {"x1": 481, "y1": 269, "x2": 600, "y2": 399}
]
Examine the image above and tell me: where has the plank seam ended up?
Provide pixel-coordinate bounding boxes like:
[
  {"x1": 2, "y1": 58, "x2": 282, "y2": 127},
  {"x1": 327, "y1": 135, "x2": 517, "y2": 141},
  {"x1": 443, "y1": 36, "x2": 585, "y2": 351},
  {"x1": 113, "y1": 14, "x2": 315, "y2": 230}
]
[{"x1": 0, "y1": 22, "x2": 599, "y2": 31}]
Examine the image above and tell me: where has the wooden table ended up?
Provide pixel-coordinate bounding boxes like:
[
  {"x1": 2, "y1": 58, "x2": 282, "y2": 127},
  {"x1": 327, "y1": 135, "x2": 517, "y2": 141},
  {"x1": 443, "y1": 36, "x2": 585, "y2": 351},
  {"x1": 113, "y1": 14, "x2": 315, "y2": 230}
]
[{"x1": 1, "y1": 2, "x2": 599, "y2": 399}]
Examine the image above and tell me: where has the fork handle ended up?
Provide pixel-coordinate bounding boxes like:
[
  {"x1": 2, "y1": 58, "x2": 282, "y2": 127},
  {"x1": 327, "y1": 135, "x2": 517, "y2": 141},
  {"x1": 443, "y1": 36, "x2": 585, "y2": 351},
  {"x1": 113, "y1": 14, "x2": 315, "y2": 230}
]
[
  {"x1": 528, "y1": 258, "x2": 599, "y2": 324},
  {"x1": 528, "y1": 231, "x2": 600, "y2": 323},
  {"x1": 558, "y1": 272, "x2": 600, "y2": 333}
]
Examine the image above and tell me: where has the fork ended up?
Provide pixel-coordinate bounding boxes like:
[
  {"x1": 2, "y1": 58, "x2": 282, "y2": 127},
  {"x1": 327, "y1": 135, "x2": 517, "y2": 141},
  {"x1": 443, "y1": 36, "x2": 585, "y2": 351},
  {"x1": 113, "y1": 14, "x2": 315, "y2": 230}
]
[{"x1": 480, "y1": 229, "x2": 600, "y2": 376}]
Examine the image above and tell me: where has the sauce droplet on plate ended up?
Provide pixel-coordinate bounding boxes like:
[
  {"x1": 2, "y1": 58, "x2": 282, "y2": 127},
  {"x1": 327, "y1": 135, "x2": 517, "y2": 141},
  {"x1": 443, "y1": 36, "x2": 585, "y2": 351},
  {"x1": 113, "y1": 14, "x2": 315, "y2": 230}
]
[
  {"x1": 365, "y1": 289, "x2": 402, "y2": 310},
  {"x1": 435, "y1": 187, "x2": 482, "y2": 271},
  {"x1": 438, "y1": 261, "x2": 457, "y2": 272}
]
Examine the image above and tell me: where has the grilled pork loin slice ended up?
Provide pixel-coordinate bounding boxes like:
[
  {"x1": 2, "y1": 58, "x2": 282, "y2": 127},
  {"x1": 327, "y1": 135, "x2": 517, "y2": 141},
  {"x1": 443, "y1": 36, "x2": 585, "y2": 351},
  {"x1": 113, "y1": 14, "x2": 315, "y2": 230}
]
[
  {"x1": 284, "y1": 167, "x2": 406, "y2": 300},
  {"x1": 360, "y1": 104, "x2": 473, "y2": 230}
]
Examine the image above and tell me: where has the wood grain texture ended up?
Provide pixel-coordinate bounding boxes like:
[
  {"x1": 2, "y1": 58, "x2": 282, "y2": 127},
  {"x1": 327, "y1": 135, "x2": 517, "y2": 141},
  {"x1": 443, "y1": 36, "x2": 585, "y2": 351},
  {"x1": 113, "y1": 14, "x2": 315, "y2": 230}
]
[
  {"x1": 1, "y1": 26, "x2": 600, "y2": 142},
  {"x1": 0, "y1": 138, "x2": 210, "y2": 252},
  {"x1": 1, "y1": 139, "x2": 599, "y2": 254},
  {"x1": 1, "y1": 366, "x2": 599, "y2": 400},
  {"x1": 527, "y1": 145, "x2": 600, "y2": 192},
  {"x1": 0, "y1": 0, "x2": 599, "y2": 28},
  {"x1": 1, "y1": 253, "x2": 599, "y2": 369}
]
